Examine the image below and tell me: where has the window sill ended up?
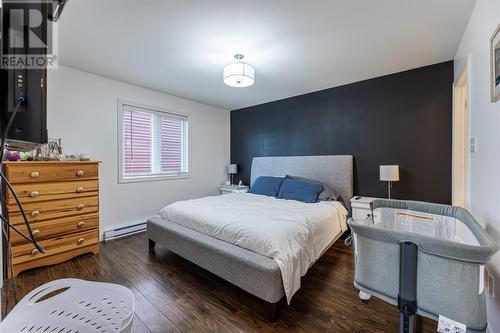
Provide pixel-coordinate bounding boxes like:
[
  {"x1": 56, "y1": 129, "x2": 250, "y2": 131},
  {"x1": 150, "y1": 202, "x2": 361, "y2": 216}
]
[{"x1": 118, "y1": 173, "x2": 191, "y2": 184}]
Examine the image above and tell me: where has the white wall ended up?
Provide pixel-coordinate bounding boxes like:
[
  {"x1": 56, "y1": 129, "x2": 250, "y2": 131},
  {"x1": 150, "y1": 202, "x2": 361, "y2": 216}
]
[
  {"x1": 454, "y1": 0, "x2": 500, "y2": 331},
  {"x1": 47, "y1": 66, "x2": 230, "y2": 234}
]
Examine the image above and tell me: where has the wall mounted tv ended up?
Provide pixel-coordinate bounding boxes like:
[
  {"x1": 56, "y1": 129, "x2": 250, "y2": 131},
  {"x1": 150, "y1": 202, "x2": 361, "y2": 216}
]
[{"x1": 0, "y1": 0, "x2": 57, "y2": 150}]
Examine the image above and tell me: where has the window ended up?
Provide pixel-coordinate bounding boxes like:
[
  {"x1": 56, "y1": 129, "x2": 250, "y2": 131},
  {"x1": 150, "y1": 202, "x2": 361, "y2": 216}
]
[{"x1": 118, "y1": 101, "x2": 189, "y2": 182}]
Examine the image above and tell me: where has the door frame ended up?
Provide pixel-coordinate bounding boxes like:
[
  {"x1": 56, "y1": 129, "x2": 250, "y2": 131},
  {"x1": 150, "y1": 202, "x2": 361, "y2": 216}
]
[{"x1": 452, "y1": 56, "x2": 471, "y2": 208}]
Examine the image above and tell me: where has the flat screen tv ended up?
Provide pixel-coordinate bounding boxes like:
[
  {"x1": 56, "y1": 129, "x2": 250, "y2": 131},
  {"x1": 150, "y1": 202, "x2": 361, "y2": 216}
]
[{"x1": 0, "y1": 0, "x2": 51, "y2": 150}]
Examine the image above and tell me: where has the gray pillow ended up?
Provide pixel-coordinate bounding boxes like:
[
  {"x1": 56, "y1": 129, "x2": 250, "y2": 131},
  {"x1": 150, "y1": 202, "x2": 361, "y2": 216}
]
[
  {"x1": 286, "y1": 175, "x2": 339, "y2": 201},
  {"x1": 318, "y1": 183, "x2": 340, "y2": 201}
]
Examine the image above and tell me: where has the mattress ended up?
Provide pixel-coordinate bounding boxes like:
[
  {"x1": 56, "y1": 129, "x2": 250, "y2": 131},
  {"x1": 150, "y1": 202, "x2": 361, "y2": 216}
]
[{"x1": 159, "y1": 192, "x2": 348, "y2": 302}]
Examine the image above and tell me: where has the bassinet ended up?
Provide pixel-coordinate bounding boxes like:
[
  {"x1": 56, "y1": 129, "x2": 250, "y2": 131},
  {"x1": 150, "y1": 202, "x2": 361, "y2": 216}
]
[{"x1": 348, "y1": 199, "x2": 498, "y2": 333}]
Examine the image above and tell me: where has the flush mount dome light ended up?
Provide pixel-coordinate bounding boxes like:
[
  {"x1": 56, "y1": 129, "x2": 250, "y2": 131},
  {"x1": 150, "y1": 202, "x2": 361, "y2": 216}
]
[{"x1": 223, "y1": 54, "x2": 255, "y2": 87}]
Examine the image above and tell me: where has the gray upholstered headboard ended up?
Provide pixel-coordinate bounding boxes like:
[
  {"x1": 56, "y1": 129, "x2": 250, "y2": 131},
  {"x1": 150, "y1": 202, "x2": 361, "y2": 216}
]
[{"x1": 250, "y1": 155, "x2": 354, "y2": 207}]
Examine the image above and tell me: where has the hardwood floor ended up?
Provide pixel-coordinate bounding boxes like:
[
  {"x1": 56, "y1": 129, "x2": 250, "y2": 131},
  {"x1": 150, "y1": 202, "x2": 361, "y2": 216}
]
[{"x1": 1, "y1": 232, "x2": 437, "y2": 332}]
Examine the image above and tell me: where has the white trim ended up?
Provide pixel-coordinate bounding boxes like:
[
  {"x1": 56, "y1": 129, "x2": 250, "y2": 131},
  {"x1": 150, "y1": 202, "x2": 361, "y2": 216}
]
[
  {"x1": 452, "y1": 55, "x2": 470, "y2": 209},
  {"x1": 117, "y1": 99, "x2": 191, "y2": 184},
  {"x1": 465, "y1": 54, "x2": 472, "y2": 210},
  {"x1": 181, "y1": 119, "x2": 189, "y2": 173},
  {"x1": 119, "y1": 174, "x2": 191, "y2": 184},
  {"x1": 151, "y1": 115, "x2": 161, "y2": 174},
  {"x1": 122, "y1": 102, "x2": 188, "y2": 121}
]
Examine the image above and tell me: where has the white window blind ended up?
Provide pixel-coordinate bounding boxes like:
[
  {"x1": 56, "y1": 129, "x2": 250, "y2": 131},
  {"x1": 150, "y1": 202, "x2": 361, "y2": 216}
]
[{"x1": 119, "y1": 102, "x2": 188, "y2": 182}]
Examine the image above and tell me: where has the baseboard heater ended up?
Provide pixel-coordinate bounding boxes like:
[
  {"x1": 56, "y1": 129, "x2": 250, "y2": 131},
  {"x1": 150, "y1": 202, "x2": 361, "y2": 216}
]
[{"x1": 103, "y1": 222, "x2": 147, "y2": 241}]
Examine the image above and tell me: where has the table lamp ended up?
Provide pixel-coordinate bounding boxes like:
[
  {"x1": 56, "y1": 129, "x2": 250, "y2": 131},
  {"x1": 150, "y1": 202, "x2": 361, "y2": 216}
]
[
  {"x1": 380, "y1": 165, "x2": 399, "y2": 199},
  {"x1": 227, "y1": 164, "x2": 238, "y2": 185}
]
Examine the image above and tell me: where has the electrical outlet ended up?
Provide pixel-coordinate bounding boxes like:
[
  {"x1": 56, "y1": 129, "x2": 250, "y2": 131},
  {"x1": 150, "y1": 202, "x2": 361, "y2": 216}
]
[
  {"x1": 486, "y1": 267, "x2": 495, "y2": 298},
  {"x1": 470, "y1": 137, "x2": 478, "y2": 153}
]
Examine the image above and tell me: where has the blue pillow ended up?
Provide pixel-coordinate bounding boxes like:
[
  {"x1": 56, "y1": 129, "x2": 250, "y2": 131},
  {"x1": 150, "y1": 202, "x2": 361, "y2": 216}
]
[
  {"x1": 287, "y1": 175, "x2": 339, "y2": 201},
  {"x1": 249, "y1": 176, "x2": 285, "y2": 196},
  {"x1": 277, "y1": 177, "x2": 324, "y2": 203}
]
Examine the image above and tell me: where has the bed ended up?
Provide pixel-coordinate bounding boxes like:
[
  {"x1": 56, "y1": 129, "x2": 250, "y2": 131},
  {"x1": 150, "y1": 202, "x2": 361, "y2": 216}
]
[{"x1": 147, "y1": 155, "x2": 353, "y2": 321}]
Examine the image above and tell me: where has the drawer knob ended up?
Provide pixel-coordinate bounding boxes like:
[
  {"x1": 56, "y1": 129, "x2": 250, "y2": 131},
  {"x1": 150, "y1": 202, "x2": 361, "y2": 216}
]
[
  {"x1": 32, "y1": 229, "x2": 40, "y2": 237},
  {"x1": 31, "y1": 248, "x2": 40, "y2": 256},
  {"x1": 76, "y1": 170, "x2": 85, "y2": 177},
  {"x1": 77, "y1": 238, "x2": 85, "y2": 245},
  {"x1": 76, "y1": 187, "x2": 84, "y2": 193},
  {"x1": 77, "y1": 221, "x2": 85, "y2": 228},
  {"x1": 77, "y1": 204, "x2": 85, "y2": 210},
  {"x1": 30, "y1": 171, "x2": 40, "y2": 178},
  {"x1": 30, "y1": 191, "x2": 40, "y2": 198},
  {"x1": 31, "y1": 210, "x2": 40, "y2": 217}
]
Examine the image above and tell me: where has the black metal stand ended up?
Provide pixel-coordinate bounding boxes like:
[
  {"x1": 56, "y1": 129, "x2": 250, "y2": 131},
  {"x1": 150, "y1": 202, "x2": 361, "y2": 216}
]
[{"x1": 398, "y1": 241, "x2": 418, "y2": 333}]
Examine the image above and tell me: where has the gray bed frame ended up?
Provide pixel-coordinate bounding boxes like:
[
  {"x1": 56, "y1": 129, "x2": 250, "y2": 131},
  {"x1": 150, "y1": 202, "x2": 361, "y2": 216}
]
[{"x1": 147, "y1": 155, "x2": 353, "y2": 322}]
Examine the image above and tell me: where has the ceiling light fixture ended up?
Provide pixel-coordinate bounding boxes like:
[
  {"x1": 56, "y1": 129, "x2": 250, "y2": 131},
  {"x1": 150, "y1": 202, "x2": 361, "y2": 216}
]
[{"x1": 223, "y1": 54, "x2": 255, "y2": 88}]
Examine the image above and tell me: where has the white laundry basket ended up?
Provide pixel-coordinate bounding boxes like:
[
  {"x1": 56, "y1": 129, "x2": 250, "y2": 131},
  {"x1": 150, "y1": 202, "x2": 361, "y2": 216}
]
[{"x1": 0, "y1": 278, "x2": 135, "y2": 333}]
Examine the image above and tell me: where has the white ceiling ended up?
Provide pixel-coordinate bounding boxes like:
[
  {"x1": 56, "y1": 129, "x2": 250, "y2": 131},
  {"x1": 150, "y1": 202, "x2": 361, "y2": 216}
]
[{"x1": 58, "y1": 0, "x2": 475, "y2": 110}]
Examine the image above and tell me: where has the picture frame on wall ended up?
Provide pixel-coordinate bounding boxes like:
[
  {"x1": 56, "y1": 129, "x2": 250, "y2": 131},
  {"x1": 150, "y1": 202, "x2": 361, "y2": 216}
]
[{"x1": 490, "y1": 23, "x2": 500, "y2": 102}]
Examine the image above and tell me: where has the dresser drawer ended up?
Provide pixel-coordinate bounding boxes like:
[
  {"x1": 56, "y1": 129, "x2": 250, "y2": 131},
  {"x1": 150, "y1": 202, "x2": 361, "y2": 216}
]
[
  {"x1": 12, "y1": 230, "x2": 99, "y2": 264},
  {"x1": 6, "y1": 180, "x2": 99, "y2": 205},
  {"x1": 9, "y1": 213, "x2": 99, "y2": 244},
  {"x1": 8, "y1": 196, "x2": 99, "y2": 225},
  {"x1": 5, "y1": 162, "x2": 98, "y2": 184}
]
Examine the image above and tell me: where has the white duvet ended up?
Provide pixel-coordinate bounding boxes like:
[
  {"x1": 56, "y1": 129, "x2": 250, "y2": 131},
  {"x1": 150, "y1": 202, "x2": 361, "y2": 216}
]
[{"x1": 159, "y1": 192, "x2": 348, "y2": 303}]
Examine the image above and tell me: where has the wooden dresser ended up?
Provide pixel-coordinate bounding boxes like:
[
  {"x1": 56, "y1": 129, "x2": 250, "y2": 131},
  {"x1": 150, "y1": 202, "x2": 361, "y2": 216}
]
[{"x1": 3, "y1": 161, "x2": 100, "y2": 277}]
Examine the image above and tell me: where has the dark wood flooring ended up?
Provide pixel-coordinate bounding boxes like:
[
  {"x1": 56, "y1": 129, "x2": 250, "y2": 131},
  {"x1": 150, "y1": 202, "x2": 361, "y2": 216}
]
[{"x1": 1, "y1": 232, "x2": 437, "y2": 332}]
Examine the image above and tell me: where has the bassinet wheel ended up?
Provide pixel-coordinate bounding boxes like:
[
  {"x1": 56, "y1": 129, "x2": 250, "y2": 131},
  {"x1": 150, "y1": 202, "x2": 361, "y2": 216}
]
[{"x1": 359, "y1": 290, "x2": 371, "y2": 304}]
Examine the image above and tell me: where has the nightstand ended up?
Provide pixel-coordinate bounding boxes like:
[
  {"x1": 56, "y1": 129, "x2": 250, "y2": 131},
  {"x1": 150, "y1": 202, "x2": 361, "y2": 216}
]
[
  {"x1": 219, "y1": 185, "x2": 249, "y2": 195},
  {"x1": 350, "y1": 196, "x2": 379, "y2": 222}
]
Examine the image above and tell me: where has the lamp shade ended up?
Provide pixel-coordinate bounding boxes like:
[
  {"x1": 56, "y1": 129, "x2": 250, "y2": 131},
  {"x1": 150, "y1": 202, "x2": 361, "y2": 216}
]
[
  {"x1": 380, "y1": 165, "x2": 399, "y2": 182},
  {"x1": 223, "y1": 54, "x2": 254, "y2": 88},
  {"x1": 227, "y1": 164, "x2": 238, "y2": 174},
  {"x1": 223, "y1": 62, "x2": 255, "y2": 87}
]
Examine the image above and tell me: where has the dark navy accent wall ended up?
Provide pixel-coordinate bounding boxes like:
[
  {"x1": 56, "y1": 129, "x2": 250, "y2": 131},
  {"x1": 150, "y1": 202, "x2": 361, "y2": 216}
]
[{"x1": 230, "y1": 61, "x2": 453, "y2": 203}]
